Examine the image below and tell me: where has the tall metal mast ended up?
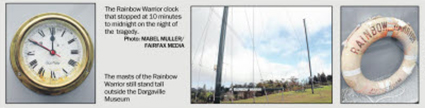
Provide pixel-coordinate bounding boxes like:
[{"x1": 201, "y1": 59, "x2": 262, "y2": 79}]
[
  {"x1": 213, "y1": 6, "x2": 229, "y2": 104},
  {"x1": 303, "y1": 19, "x2": 314, "y2": 94}
]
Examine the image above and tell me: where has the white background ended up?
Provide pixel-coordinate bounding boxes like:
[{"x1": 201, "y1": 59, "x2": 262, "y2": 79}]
[{"x1": 1, "y1": 0, "x2": 425, "y2": 108}]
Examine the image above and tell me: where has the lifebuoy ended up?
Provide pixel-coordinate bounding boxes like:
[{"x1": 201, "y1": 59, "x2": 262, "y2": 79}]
[{"x1": 341, "y1": 16, "x2": 418, "y2": 95}]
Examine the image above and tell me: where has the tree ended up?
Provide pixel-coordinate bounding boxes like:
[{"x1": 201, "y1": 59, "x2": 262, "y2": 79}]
[
  {"x1": 256, "y1": 82, "x2": 264, "y2": 88},
  {"x1": 195, "y1": 85, "x2": 210, "y2": 103},
  {"x1": 320, "y1": 72, "x2": 327, "y2": 84},
  {"x1": 289, "y1": 76, "x2": 299, "y2": 90},
  {"x1": 283, "y1": 79, "x2": 290, "y2": 91},
  {"x1": 248, "y1": 82, "x2": 255, "y2": 87},
  {"x1": 267, "y1": 80, "x2": 274, "y2": 88},
  {"x1": 326, "y1": 75, "x2": 332, "y2": 83},
  {"x1": 290, "y1": 76, "x2": 298, "y2": 84},
  {"x1": 317, "y1": 73, "x2": 321, "y2": 84},
  {"x1": 313, "y1": 75, "x2": 319, "y2": 84},
  {"x1": 300, "y1": 79, "x2": 308, "y2": 91},
  {"x1": 308, "y1": 77, "x2": 313, "y2": 85}
]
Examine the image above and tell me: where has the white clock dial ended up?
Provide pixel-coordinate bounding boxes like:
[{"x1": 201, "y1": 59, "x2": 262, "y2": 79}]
[
  {"x1": 11, "y1": 13, "x2": 93, "y2": 95},
  {"x1": 21, "y1": 20, "x2": 84, "y2": 83}
]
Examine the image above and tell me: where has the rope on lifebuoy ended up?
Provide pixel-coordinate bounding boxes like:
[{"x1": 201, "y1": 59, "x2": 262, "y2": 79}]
[{"x1": 341, "y1": 16, "x2": 417, "y2": 95}]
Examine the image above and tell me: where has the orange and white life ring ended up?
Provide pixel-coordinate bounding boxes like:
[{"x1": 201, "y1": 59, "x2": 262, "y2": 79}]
[{"x1": 341, "y1": 16, "x2": 417, "y2": 95}]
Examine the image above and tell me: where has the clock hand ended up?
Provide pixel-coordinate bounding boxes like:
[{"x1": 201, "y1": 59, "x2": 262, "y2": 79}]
[
  {"x1": 28, "y1": 39, "x2": 50, "y2": 51},
  {"x1": 50, "y1": 28, "x2": 55, "y2": 54},
  {"x1": 28, "y1": 39, "x2": 61, "y2": 57}
]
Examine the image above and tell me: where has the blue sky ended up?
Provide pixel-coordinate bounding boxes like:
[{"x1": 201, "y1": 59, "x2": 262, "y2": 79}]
[
  {"x1": 257, "y1": 25, "x2": 332, "y2": 65},
  {"x1": 192, "y1": 7, "x2": 332, "y2": 89}
]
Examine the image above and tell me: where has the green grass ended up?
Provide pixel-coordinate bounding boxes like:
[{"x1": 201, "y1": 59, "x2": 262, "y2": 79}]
[{"x1": 223, "y1": 85, "x2": 332, "y2": 103}]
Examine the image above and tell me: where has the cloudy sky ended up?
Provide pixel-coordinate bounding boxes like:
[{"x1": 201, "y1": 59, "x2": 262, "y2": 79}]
[{"x1": 191, "y1": 7, "x2": 332, "y2": 89}]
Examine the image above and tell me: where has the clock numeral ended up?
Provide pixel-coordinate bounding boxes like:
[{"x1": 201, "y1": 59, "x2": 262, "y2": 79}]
[
  {"x1": 51, "y1": 71, "x2": 56, "y2": 79},
  {"x1": 71, "y1": 50, "x2": 79, "y2": 54},
  {"x1": 27, "y1": 51, "x2": 35, "y2": 56},
  {"x1": 38, "y1": 30, "x2": 45, "y2": 37},
  {"x1": 29, "y1": 59, "x2": 38, "y2": 69},
  {"x1": 38, "y1": 67, "x2": 45, "y2": 76},
  {"x1": 68, "y1": 38, "x2": 76, "y2": 44},
  {"x1": 62, "y1": 68, "x2": 68, "y2": 74},
  {"x1": 49, "y1": 27, "x2": 56, "y2": 36},
  {"x1": 61, "y1": 30, "x2": 66, "y2": 37},
  {"x1": 68, "y1": 59, "x2": 77, "y2": 67}
]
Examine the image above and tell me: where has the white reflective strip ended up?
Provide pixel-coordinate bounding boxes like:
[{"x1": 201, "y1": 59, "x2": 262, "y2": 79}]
[
  {"x1": 379, "y1": 82, "x2": 385, "y2": 90},
  {"x1": 404, "y1": 55, "x2": 417, "y2": 60},
  {"x1": 402, "y1": 65, "x2": 415, "y2": 75},
  {"x1": 387, "y1": 31, "x2": 393, "y2": 37},
  {"x1": 385, "y1": 80, "x2": 391, "y2": 91},
  {"x1": 343, "y1": 68, "x2": 361, "y2": 77},
  {"x1": 387, "y1": 18, "x2": 394, "y2": 38},
  {"x1": 396, "y1": 19, "x2": 407, "y2": 26},
  {"x1": 367, "y1": 22, "x2": 373, "y2": 26},
  {"x1": 388, "y1": 24, "x2": 394, "y2": 28},
  {"x1": 387, "y1": 18, "x2": 392, "y2": 22}
]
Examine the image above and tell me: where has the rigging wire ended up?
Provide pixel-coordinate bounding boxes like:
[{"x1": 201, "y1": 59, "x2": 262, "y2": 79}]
[
  {"x1": 193, "y1": 8, "x2": 214, "y2": 60},
  {"x1": 210, "y1": 9, "x2": 247, "y2": 47},
  {"x1": 230, "y1": 7, "x2": 234, "y2": 103},
  {"x1": 243, "y1": 7, "x2": 256, "y2": 103},
  {"x1": 252, "y1": 7, "x2": 256, "y2": 103},
  {"x1": 197, "y1": 8, "x2": 215, "y2": 90},
  {"x1": 194, "y1": 7, "x2": 215, "y2": 103},
  {"x1": 284, "y1": 9, "x2": 311, "y2": 82},
  {"x1": 198, "y1": 8, "x2": 215, "y2": 65},
  {"x1": 204, "y1": 7, "x2": 326, "y2": 103},
  {"x1": 252, "y1": 8, "x2": 269, "y2": 103},
  {"x1": 258, "y1": 9, "x2": 274, "y2": 82}
]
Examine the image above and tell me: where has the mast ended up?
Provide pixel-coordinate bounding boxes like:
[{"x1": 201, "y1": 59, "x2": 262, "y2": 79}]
[
  {"x1": 213, "y1": 6, "x2": 229, "y2": 103},
  {"x1": 303, "y1": 19, "x2": 314, "y2": 94}
]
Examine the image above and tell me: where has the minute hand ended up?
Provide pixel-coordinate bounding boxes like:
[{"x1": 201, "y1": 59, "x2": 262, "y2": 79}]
[
  {"x1": 28, "y1": 39, "x2": 61, "y2": 57},
  {"x1": 50, "y1": 31, "x2": 55, "y2": 51}
]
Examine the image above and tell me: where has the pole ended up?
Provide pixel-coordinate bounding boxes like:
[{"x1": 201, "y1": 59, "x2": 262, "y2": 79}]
[
  {"x1": 214, "y1": 6, "x2": 229, "y2": 104},
  {"x1": 303, "y1": 19, "x2": 314, "y2": 94},
  {"x1": 281, "y1": 79, "x2": 284, "y2": 102}
]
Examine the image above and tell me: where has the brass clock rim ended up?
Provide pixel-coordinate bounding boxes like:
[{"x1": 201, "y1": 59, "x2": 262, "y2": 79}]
[
  {"x1": 10, "y1": 13, "x2": 94, "y2": 95},
  {"x1": 18, "y1": 19, "x2": 89, "y2": 88}
]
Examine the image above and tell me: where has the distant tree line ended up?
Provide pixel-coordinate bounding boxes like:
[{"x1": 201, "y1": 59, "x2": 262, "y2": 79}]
[{"x1": 191, "y1": 72, "x2": 332, "y2": 103}]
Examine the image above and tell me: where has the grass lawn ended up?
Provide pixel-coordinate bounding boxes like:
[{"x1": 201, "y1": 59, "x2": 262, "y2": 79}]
[{"x1": 223, "y1": 85, "x2": 332, "y2": 103}]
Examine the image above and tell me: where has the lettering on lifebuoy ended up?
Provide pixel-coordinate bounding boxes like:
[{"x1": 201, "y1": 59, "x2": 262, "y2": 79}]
[
  {"x1": 341, "y1": 17, "x2": 417, "y2": 95},
  {"x1": 348, "y1": 20, "x2": 416, "y2": 55}
]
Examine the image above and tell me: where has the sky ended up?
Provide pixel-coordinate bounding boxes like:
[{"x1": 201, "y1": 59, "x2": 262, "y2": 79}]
[{"x1": 191, "y1": 7, "x2": 332, "y2": 89}]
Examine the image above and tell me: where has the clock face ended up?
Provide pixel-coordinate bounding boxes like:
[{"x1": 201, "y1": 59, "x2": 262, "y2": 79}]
[
  {"x1": 11, "y1": 13, "x2": 93, "y2": 95},
  {"x1": 18, "y1": 19, "x2": 87, "y2": 88}
]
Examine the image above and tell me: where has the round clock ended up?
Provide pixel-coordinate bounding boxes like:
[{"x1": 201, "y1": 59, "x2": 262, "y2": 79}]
[{"x1": 10, "y1": 13, "x2": 94, "y2": 95}]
